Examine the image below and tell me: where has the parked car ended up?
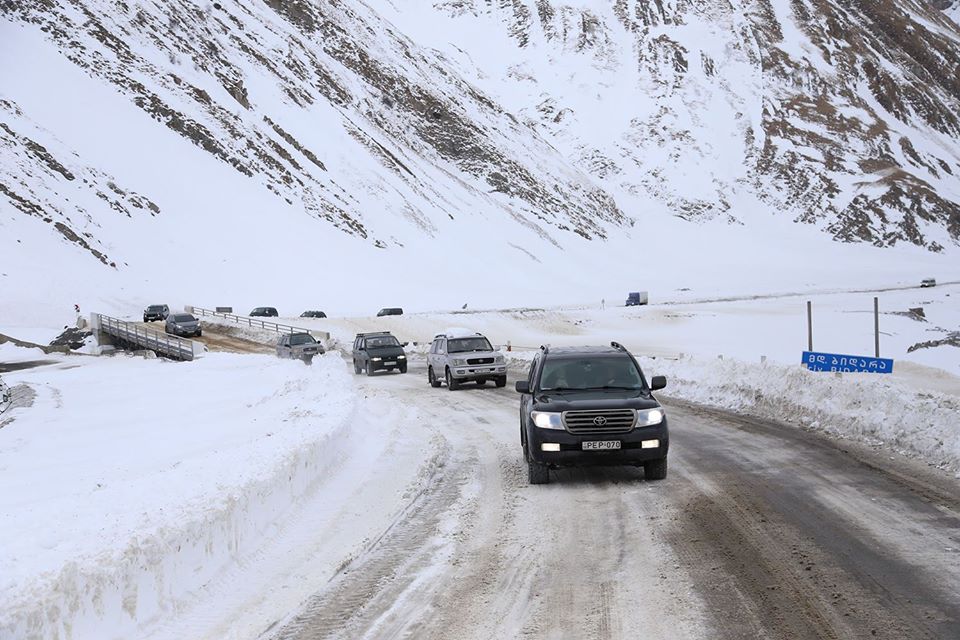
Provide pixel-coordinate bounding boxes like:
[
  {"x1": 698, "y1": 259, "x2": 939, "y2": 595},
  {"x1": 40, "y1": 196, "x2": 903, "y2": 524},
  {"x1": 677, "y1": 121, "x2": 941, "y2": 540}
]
[
  {"x1": 300, "y1": 310, "x2": 327, "y2": 318},
  {"x1": 276, "y1": 332, "x2": 324, "y2": 363},
  {"x1": 165, "y1": 313, "x2": 202, "y2": 337},
  {"x1": 427, "y1": 331, "x2": 506, "y2": 390},
  {"x1": 920, "y1": 278, "x2": 937, "y2": 288},
  {"x1": 376, "y1": 307, "x2": 403, "y2": 317},
  {"x1": 516, "y1": 342, "x2": 668, "y2": 485},
  {"x1": 250, "y1": 307, "x2": 279, "y2": 317},
  {"x1": 143, "y1": 304, "x2": 169, "y2": 322},
  {"x1": 352, "y1": 331, "x2": 407, "y2": 375},
  {"x1": 625, "y1": 291, "x2": 649, "y2": 306}
]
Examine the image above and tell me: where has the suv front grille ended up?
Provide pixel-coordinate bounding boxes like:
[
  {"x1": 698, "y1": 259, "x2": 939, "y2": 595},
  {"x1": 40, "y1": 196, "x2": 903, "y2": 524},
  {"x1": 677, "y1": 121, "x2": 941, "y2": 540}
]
[
  {"x1": 467, "y1": 357, "x2": 495, "y2": 365},
  {"x1": 563, "y1": 409, "x2": 636, "y2": 433}
]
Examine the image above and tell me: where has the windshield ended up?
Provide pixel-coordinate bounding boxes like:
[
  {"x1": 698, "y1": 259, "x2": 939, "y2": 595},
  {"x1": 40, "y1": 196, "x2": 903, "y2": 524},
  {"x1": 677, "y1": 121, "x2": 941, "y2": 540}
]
[
  {"x1": 290, "y1": 334, "x2": 316, "y2": 346},
  {"x1": 172, "y1": 314, "x2": 195, "y2": 322},
  {"x1": 148, "y1": 305, "x2": 165, "y2": 311},
  {"x1": 448, "y1": 337, "x2": 493, "y2": 353},
  {"x1": 540, "y1": 356, "x2": 644, "y2": 391},
  {"x1": 367, "y1": 336, "x2": 400, "y2": 348}
]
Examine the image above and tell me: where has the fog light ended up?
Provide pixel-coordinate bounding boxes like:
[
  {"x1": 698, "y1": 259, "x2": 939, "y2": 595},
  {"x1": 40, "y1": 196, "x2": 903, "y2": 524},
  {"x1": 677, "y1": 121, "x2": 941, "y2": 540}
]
[
  {"x1": 641, "y1": 439, "x2": 660, "y2": 449},
  {"x1": 541, "y1": 443, "x2": 560, "y2": 452},
  {"x1": 457, "y1": 369, "x2": 465, "y2": 375}
]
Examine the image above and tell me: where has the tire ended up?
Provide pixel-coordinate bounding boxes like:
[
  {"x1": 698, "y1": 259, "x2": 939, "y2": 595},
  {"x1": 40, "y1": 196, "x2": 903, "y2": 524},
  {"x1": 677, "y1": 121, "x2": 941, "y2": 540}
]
[
  {"x1": 446, "y1": 368, "x2": 459, "y2": 391},
  {"x1": 196, "y1": 330, "x2": 202, "y2": 337},
  {"x1": 528, "y1": 460, "x2": 549, "y2": 485},
  {"x1": 399, "y1": 362, "x2": 407, "y2": 374},
  {"x1": 644, "y1": 457, "x2": 668, "y2": 481},
  {"x1": 366, "y1": 361, "x2": 375, "y2": 376},
  {"x1": 495, "y1": 376, "x2": 507, "y2": 388},
  {"x1": 354, "y1": 360, "x2": 362, "y2": 375},
  {"x1": 428, "y1": 366, "x2": 441, "y2": 388},
  {"x1": 476, "y1": 379, "x2": 486, "y2": 387}
]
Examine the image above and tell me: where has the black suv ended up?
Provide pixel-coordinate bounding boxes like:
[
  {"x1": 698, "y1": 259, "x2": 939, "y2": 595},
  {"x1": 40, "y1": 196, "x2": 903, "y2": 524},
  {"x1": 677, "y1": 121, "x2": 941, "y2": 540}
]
[
  {"x1": 352, "y1": 332, "x2": 407, "y2": 375},
  {"x1": 376, "y1": 307, "x2": 403, "y2": 317},
  {"x1": 250, "y1": 307, "x2": 279, "y2": 317},
  {"x1": 516, "y1": 343, "x2": 668, "y2": 485}
]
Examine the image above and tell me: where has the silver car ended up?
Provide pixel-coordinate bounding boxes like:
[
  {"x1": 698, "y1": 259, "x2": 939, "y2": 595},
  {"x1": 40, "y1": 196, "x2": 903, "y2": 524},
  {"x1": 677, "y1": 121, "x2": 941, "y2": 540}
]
[
  {"x1": 277, "y1": 332, "x2": 325, "y2": 363},
  {"x1": 165, "y1": 313, "x2": 201, "y2": 337},
  {"x1": 427, "y1": 332, "x2": 507, "y2": 390}
]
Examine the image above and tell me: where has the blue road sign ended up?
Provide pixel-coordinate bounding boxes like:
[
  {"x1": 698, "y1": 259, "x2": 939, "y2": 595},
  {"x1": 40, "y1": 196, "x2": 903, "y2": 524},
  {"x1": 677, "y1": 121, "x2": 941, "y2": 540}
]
[{"x1": 802, "y1": 351, "x2": 893, "y2": 374}]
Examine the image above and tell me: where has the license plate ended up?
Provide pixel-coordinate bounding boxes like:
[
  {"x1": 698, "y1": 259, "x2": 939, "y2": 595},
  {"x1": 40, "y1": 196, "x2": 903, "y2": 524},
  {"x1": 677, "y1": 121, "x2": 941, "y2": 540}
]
[
  {"x1": 384, "y1": 361, "x2": 396, "y2": 365},
  {"x1": 582, "y1": 441, "x2": 621, "y2": 450}
]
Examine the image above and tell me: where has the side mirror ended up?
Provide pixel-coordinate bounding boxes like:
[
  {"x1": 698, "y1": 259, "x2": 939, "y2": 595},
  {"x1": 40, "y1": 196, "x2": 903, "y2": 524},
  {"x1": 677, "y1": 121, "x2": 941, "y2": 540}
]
[
  {"x1": 650, "y1": 375, "x2": 667, "y2": 391},
  {"x1": 515, "y1": 380, "x2": 530, "y2": 393}
]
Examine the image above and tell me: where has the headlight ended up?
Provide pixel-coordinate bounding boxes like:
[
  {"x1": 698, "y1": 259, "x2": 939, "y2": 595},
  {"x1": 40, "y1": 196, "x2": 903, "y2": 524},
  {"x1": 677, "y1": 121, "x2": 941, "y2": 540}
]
[
  {"x1": 372, "y1": 357, "x2": 382, "y2": 362},
  {"x1": 453, "y1": 358, "x2": 466, "y2": 366},
  {"x1": 398, "y1": 355, "x2": 406, "y2": 359},
  {"x1": 636, "y1": 408, "x2": 664, "y2": 427},
  {"x1": 494, "y1": 355, "x2": 505, "y2": 363},
  {"x1": 532, "y1": 411, "x2": 564, "y2": 430}
]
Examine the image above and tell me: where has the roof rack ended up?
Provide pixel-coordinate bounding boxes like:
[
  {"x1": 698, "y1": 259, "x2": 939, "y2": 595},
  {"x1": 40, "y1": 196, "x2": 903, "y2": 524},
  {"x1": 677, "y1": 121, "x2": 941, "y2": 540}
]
[
  {"x1": 610, "y1": 341, "x2": 627, "y2": 352},
  {"x1": 357, "y1": 331, "x2": 393, "y2": 337}
]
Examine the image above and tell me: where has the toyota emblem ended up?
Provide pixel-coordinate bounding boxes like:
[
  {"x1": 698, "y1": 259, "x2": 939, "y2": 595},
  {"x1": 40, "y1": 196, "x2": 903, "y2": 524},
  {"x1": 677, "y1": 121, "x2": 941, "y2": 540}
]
[{"x1": 593, "y1": 416, "x2": 607, "y2": 426}]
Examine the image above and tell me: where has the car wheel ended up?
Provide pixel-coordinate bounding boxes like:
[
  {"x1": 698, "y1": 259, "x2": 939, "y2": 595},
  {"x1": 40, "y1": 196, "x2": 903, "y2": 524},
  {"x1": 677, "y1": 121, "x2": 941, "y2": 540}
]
[
  {"x1": 196, "y1": 330, "x2": 202, "y2": 337},
  {"x1": 399, "y1": 362, "x2": 407, "y2": 374},
  {"x1": 476, "y1": 379, "x2": 486, "y2": 387},
  {"x1": 446, "y1": 368, "x2": 459, "y2": 391},
  {"x1": 528, "y1": 460, "x2": 549, "y2": 485},
  {"x1": 644, "y1": 457, "x2": 668, "y2": 481},
  {"x1": 366, "y1": 361, "x2": 374, "y2": 376},
  {"x1": 495, "y1": 376, "x2": 507, "y2": 388},
  {"x1": 428, "y1": 366, "x2": 441, "y2": 388},
  {"x1": 354, "y1": 360, "x2": 362, "y2": 375}
]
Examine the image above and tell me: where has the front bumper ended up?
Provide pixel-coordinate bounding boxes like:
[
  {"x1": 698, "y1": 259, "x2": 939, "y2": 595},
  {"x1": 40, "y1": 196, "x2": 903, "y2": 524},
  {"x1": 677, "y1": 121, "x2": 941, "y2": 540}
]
[
  {"x1": 169, "y1": 327, "x2": 201, "y2": 337},
  {"x1": 370, "y1": 357, "x2": 406, "y2": 370},
  {"x1": 450, "y1": 365, "x2": 506, "y2": 380},
  {"x1": 527, "y1": 419, "x2": 669, "y2": 467}
]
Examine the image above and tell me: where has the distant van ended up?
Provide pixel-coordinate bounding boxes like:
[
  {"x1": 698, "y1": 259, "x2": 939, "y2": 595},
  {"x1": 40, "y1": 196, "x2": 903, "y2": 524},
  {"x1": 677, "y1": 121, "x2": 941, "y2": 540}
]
[{"x1": 625, "y1": 292, "x2": 649, "y2": 306}]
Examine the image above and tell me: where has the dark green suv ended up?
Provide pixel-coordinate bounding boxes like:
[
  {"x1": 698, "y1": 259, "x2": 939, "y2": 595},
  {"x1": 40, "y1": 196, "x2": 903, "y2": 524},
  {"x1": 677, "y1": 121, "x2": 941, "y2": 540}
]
[{"x1": 516, "y1": 343, "x2": 668, "y2": 484}]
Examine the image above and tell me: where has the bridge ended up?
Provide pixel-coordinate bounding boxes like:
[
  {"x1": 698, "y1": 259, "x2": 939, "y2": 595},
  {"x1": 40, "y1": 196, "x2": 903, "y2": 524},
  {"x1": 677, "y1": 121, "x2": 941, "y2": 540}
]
[{"x1": 91, "y1": 314, "x2": 202, "y2": 361}]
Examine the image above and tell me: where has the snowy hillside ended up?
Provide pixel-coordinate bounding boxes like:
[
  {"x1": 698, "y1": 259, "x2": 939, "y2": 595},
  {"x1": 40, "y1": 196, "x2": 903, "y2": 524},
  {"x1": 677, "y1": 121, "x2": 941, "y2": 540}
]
[{"x1": 1, "y1": 1, "x2": 959, "y2": 323}]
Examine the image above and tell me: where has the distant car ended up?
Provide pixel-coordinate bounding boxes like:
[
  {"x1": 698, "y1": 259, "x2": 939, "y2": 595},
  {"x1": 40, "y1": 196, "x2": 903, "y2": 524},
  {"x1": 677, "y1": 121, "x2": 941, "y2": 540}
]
[
  {"x1": 143, "y1": 304, "x2": 169, "y2": 322},
  {"x1": 376, "y1": 307, "x2": 403, "y2": 317},
  {"x1": 165, "y1": 313, "x2": 201, "y2": 337},
  {"x1": 300, "y1": 310, "x2": 327, "y2": 318},
  {"x1": 920, "y1": 278, "x2": 937, "y2": 288},
  {"x1": 625, "y1": 292, "x2": 649, "y2": 306},
  {"x1": 276, "y1": 332, "x2": 324, "y2": 363},
  {"x1": 352, "y1": 331, "x2": 407, "y2": 375},
  {"x1": 427, "y1": 331, "x2": 506, "y2": 390},
  {"x1": 250, "y1": 307, "x2": 279, "y2": 317}
]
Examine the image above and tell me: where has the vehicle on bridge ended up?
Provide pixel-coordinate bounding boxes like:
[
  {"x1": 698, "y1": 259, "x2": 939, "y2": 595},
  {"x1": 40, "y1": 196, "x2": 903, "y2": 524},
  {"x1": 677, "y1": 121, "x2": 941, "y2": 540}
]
[
  {"x1": 515, "y1": 342, "x2": 668, "y2": 485},
  {"x1": 250, "y1": 307, "x2": 279, "y2": 317},
  {"x1": 276, "y1": 332, "x2": 324, "y2": 363},
  {"x1": 300, "y1": 310, "x2": 327, "y2": 318},
  {"x1": 376, "y1": 307, "x2": 403, "y2": 317},
  {"x1": 165, "y1": 313, "x2": 202, "y2": 338},
  {"x1": 143, "y1": 304, "x2": 169, "y2": 322},
  {"x1": 352, "y1": 332, "x2": 407, "y2": 375},
  {"x1": 427, "y1": 330, "x2": 506, "y2": 390}
]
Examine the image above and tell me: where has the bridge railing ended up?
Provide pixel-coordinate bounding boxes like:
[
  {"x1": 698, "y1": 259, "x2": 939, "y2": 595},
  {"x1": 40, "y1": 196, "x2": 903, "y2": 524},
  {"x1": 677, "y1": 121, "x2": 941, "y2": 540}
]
[
  {"x1": 92, "y1": 314, "x2": 199, "y2": 361},
  {"x1": 186, "y1": 306, "x2": 329, "y2": 339}
]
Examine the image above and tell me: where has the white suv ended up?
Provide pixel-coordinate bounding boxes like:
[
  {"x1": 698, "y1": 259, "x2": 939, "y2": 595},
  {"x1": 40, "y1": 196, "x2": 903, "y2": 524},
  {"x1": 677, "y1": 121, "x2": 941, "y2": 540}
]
[{"x1": 427, "y1": 331, "x2": 507, "y2": 390}]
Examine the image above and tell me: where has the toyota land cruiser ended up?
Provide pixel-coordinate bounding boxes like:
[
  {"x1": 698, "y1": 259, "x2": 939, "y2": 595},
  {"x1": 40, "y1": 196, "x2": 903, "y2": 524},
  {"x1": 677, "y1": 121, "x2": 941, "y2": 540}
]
[
  {"x1": 516, "y1": 343, "x2": 668, "y2": 484},
  {"x1": 427, "y1": 331, "x2": 507, "y2": 390}
]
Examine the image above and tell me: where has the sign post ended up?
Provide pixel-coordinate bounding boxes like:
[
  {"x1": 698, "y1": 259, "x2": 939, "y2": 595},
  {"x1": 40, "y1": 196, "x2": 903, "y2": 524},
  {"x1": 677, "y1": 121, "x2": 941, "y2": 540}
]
[
  {"x1": 807, "y1": 300, "x2": 813, "y2": 351},
  {"x1": 874, "y1": 297, "x2": 880, "y2": 358}
]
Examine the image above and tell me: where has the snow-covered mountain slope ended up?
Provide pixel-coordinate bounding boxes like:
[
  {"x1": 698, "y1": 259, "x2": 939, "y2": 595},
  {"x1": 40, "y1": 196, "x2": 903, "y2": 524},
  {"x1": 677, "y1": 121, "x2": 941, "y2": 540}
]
[
  {"x1": 1, "y1": 1, "x2": 959, "y2": 324},
  {"x1": 384, "y1": 0, "x2": 960, "y2": 251}
]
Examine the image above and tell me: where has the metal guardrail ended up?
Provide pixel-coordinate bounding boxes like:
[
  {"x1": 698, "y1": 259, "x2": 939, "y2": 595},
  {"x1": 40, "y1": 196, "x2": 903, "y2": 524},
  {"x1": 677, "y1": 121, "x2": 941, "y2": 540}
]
[
  {"x1": 93, "y1": 314, "x2": 197, "y2": 361},
  {"x1": 187, "y1": 306, "x2": 328, "y2": 339}
]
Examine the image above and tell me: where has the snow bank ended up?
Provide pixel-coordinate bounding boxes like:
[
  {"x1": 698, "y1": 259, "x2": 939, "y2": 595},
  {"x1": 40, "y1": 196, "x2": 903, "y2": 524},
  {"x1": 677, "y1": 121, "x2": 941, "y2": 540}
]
[
  {"x1": 0, "y1": 352, "x2": 356, "y2": 639},
  {"x1": 637, "y1": 356, "x2": 960, "y2": 474},
  {"x1": 0, "y1": 341, "x2": 48, "y2": 363}
]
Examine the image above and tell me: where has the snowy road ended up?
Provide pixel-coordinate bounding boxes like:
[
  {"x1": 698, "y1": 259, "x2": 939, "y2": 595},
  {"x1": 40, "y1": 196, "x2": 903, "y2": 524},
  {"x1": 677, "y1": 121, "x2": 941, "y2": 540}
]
[{"x1": 261, "y1": 361, "x2": 960, "y2": 640}]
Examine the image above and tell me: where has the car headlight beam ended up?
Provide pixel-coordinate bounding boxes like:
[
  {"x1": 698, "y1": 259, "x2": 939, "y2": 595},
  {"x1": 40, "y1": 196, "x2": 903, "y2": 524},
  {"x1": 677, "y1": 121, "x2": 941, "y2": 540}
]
[{"x1": 532, "y1": 411, "x2": 564, "y2": 430}]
